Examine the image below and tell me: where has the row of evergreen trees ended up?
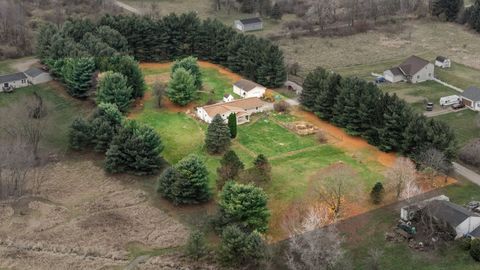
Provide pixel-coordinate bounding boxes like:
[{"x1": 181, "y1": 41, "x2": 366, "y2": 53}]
[
  {"x1": 98, "y1": 13, "x2": 287, "y2": 88},
  {"x1": 466, "y1": 0, "x2": 480, "y2": 32},
  {"x1": 300, "y1": 68, "x2": 457, "y2": 160}
]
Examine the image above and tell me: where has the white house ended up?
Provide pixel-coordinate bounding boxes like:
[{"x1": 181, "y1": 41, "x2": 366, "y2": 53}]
[
  {"x1": 460, "y1": 86, "x2": 480, "y2": 111},
  {"x1": 223, "y1": 94, "x2": 234, "y2": 102},
  {"x1": 234, "y1": 17, "x2": 263, "y2": 32},
  {"x1": 435, "y1": 56, "x2": 451, "y2": 69},
  {"x1": 0, "y1": 72, "x2": 28, "y2": 92},
  {"x1": 24, "y1": 67, "x2": 52, "y2": 85},
  {"x1": 196, "y1": 97, "x2": 271, "y2": 125},
  {"x1": 384, "y1": 55, "x2": 434, "y2": 84},
  {"x1": 233, "y1": 79, "x2": 266, "y2": 98}
]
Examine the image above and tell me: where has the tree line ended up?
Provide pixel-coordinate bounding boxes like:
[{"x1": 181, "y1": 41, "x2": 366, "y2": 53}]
[{"x1": 300, "y1": 67, "x2": 457, "y2": 161}]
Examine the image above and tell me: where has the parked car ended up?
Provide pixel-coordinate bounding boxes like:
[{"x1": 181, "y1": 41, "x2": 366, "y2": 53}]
[
  {"x1": 426, "y1": 102, "x2": 434, "y2": 111},
  {"x1": 375, "y1": 77, "x2": 386, "y2": 84},
  {"x1": 452, "y1": 102, "x2": 465, "y2": 110}
]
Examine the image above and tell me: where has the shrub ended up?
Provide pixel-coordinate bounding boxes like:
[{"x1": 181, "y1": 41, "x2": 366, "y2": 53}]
[
  {"x1": 217, "y1": 150, "x2": 244, "y2": 188},
  {"x1": 218, "y1": 181, "x2": 270, "y2": 233},
  {"x1": 253, "y1": 154, "x2": 271, "y2": 181},
  {"x1": 459, "y1": 139, "x2": 480, "y2": 168},
  {"x1": 205, "y1": 114, "x2": 231, "y2": 154},
  {"x1": 459, "y1": 237, "x2": 472, "y2": 251},
  {"x1": 96, "y1": 71, "x2": 133, "y2": 113},
  {"x1": 227, "y1": 113, "x2": 237, "y2": 139},
  {"x1": 370, "y1": 182, "x2": 385, "y2": 204},
  {"x1": 69, "y1": 117, "x2": 93, "y2": 150},
  {"x1": 185, "y1": 230, "x2": 208, "y2": 261},
  {"x1": 315, "y1": 130, "x2": 328, "y2": 144},
  {"x1": 105, "y1": 120, "x2": 163, "y2": 175},
  {"x1": 217, "y1": 225, "x2": 266, "y2": 267},
  {"x1": 274, "y1": 100, "x2": 290, "y2": 113},
  {"x1": 156, "y1": 167, "x2": 180, "y2": 201},
  {"x1": 470, "y1": 238, "x2": 480, "y2": 261}
]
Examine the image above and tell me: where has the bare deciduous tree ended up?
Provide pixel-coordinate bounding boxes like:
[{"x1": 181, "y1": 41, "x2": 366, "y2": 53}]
[
  {"x1": 386, "y1": 157, "x2": 417, "y2": 199},
  {"x1": 417, "y1": 148, "x2": 452, "y2": 183}
]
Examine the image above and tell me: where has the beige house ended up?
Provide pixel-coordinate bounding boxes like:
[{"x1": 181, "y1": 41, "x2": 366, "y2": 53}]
[
  {"x1": 233, "y1": 79, "x2": 266, "y2": 98},
  {"x1": 196, "y1": 97, "x2": 270, "y2": 125},
  {"x1": 0, "y1": 72, "x2": 28, "y2": 92},
  {"x1": 384, "y1": 55, "x2": 434, "y2": 84}
]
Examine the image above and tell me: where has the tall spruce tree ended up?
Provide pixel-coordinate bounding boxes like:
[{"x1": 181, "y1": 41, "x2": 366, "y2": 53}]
[
  {"x1": 227, "y1": 113, "x2": 237, "y2": 139},
  {"x1": 172, "y1": 56, "x2": 203, "y2": 89},
  {"x1": 205, "y1": 114, "x2": 231, "y2": 154},
  {"x1": 314, "y1": 72, "x2": 342, "y2": 120},
  {"x1": 96, "y1": 71, "x2": 133, "y2": 113},
  {"x1": 90, "y1": 103, "x2": 124, "y2": 153},
  {"x1": 64, "y1": 57, "x2": 95, "y2": 98},
  {"x1": 432, "y1": 0, "x2": 464, "y2": 21},
  {"x1": 99, "y1": 55, "x2": 146, "y2": 99},
  {"x1": 377, "y1": 94, "x2": 412, "y2": 152},
  {"x1": 271, "y1": 3, "x2": 283, "y2": 20},
  {"x1": 157, "y1": 166, "x2": 180, "y2": 201},
  {"x1": 69, "y1": 118, "x2": 93, "y2": 150},
  {"x1": 171, "y1": 154, "x2": 211, "y2": 204},
  {"x1": 105, "y1": 120, "x2": 163, "y2": 175},
  {"x1": 167, "y1": 67, "x2": 197, "y2": 106},
  {"x1": 300, "y1": 67, "x2": 328, "y2": 110},
  {"x1": 257, "y1": 44, "x2": 287, "y2": 88}
]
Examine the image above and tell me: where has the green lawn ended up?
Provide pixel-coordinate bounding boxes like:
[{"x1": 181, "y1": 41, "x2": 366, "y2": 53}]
[
  {"x1": 198, "y1": 67, "x2": 239, "y2": 104},
  {"x1": 435, "y1": 62, "x2": 480, "y2": 90},
  {"x1": 434, "y1": 110, "x2": 479, "y2": 147},
  {"x1": 0, "y1": 83, "x2": 86, "y2": 152}
]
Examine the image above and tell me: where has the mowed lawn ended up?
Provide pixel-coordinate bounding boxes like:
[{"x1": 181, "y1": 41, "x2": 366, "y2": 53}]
[
  {"x1": 434, "y1": 110, "x2": 479, "y2": 147},
  {"x1": 435, "y1": 62, "x2": 480, "y2": 90}
]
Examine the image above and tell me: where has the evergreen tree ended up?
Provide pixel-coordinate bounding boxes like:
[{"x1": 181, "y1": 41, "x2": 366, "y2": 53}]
[
  {"x1": 99, "y1": 55, "x2": 146, "y2": 99},
  {"x1": 69, "y1": 118, "x2": 93, "y2": 150},
  {"x1": 157, "y1": 167, "x2": 180, "y2": 201},
  {"x1": 80, "y1": 33, "x2": 116, "y2": 58},
  {"x1": 36, "y1": 23, "x2": 58, "y2": 61},
  {"x1": 253, "y1": 154, "x2": 271, "y2": 181},
  {"x1": 185, "y1": 230, "x2": 208, "y2": 261},
  {"x1": 96, "y1": 71, "x2": 133, "y2": 113},
  {"x1": 171, "y1": 154, "x2": 211, "y2": 204},
  {"x1": 218, "y1": 225, "x2": 266, "y2": 268},
  {"x1": 172, "y1": 56, "x2": 203, "y2": 89},
  {"x1": 469, "y1": 1, "x2": 480, "y2": 32},
  {"x1": 402, "y1": 115, "x2": 431, "y2": 154},
  {"x1": 370, "y1": 182, "x2": 385, "y2": 204},
  {"x1": 432, "y1": 0, "x2": 464, "y2": 21},
  {"x1": 64, "y1": 57, "x2": 95, "y2": 98},
  {"x1": 90, "y1": 103, "x2": 124, "y2": 152},
  {"x1": 300, "y1": 67, "x2": 328, "y2": 110},
  {"x1": 377, "y1": 94, "x2": 412, "y2": 152},
  {"x1": 314, "y1": 72, "x2": 342, "y2": 121},
  {"x1": 257, "y1": 44, "x2": 287, "y2": 88},
  {"x1": 105, "y1": 120, "x2": 163, "y2": 175},
  {"x1": 240, "y1": 0, "x2": 256, "y2": 13},
  {"x1": 471, "y1": 239, "x2": 480, "y2": 261},
  {"x1": 332, "y1": 77, "x2": 366, "y2": 134},
  {"x1": 96, "y1": 25, "x2": 129, "y2": 53},
  {"x1": 270, "y1": 3, "x2": 283, "y2": 20},
  {"x1": 227, "y1": 113, "x2": 237, "y2": 138},
  {"x1": 167, "y1": 67, "x2": 197, "y2": 106},
  {"x1": 217, "y1": 150, "x2": 244, "y2": 188},
  {"x1": 205, "y1": 114, "x2": 231, "y2": 154},
  {"x1": 218, "y1": 181, "x2": 270, "y2": 233}
]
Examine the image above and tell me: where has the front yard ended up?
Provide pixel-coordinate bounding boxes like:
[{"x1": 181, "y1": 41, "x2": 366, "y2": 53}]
[{"x1": 434, "y1": 109, "x2": 479, "y2": 147}]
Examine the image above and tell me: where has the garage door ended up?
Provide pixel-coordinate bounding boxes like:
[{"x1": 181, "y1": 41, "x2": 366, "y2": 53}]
[{"x1": 463, "y1": 98, "x2": 472, "y2": 108}]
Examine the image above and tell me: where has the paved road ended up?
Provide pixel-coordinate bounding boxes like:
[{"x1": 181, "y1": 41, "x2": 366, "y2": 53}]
[
  {"x1": 453, "y1": 162, "x2": 480, "y2": 186},
  {"x1": 113, "y1": 0, "x2": 142, "y2": 14},
  {"x1": 423, "y1": 107, "x2": 467, "y2": 118}
]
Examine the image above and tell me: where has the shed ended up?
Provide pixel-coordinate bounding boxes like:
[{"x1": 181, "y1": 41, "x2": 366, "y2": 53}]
[
  {"x1": 24, "y1": 67, "x2": 52, "y2": 85},
  {"x1": 233, "y1": 79, "x2": 266, "y2": 98},
  {"x1": 0, "y1": 72, "x2": 28, "y2": 92},
  {"x1": 234, "y1": 17, "x2": 263, "y2": 32},
  {"x1": 435, "y1": 56, "x2": 451, "y2": 69},
  {"x1": 460, "y1": 86, "x2": 480, "y2": 111},
  {"x1": 223, "y1": 94, "x2": 234, "y2": 102}
]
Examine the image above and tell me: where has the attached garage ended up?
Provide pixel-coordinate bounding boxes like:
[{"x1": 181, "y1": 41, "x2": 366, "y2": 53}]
[
  {"x1": 383, "y1": 67, "x2": 404, "y2": 83},
  {"x1": 461, "y1": 86, "x2": 480, "y2": 111}
]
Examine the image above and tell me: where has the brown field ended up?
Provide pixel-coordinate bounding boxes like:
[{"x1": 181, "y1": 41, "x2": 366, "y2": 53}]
[{"x1": 0, "y1": 159, "x2": 201, "y2": 270}]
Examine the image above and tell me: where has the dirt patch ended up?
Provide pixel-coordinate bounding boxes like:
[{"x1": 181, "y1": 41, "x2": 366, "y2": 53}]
[{"x1": 0, "y1": 160, "x2": 190, "y2": 269}]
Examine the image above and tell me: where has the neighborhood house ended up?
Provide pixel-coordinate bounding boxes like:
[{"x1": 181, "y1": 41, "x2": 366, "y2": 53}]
[
  {"x1": 435, "y1": 56, "x2": 451, "y2": 69},
  {"x1": 0, "y1": 72, "x2": 28, "y2": 92},
  {"x1": 384, "y1": 55, "x2": 434, "y2": 84},
  {"x1": 196, "y1": 97, "x2": 270, "y2": 124},
  {"x1": 460, "y1": 86, "x2": 480, "y2": 111},
  {"x1": 234, "y1": 17, "x2": 263, "y2": 32},
  {"x1": 233, "y1": 79, "x2": 266, "y2": 98},
  {"x1": 24, "y1": 67, "x2": 52, "y2": 85}
]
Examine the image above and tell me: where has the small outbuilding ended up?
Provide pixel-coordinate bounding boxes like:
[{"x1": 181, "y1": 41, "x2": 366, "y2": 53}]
[
  {"x1": 234, "y1": 17, "x2": 263, "y2": 32},
  {"x1": 435, "y1": 56, "x2": 451, "y2": 69},
  {"x1": 24, "y1": 67, "x2": 52, "y2": 85},
  {"x1": 0, "y1": 72, "x2": 28, "y2": 92},
  {"x1": 233, "y1": 79, "x2": 266, "y2": 98},
  {"x1": 460, "y1": 86, "x2": 480, "y2": 111},
  {"x1": 383, "y1": 67, "x2": 405, "y2": 83},
  {"x1": 223, "y1": 94, "x2": 234, "y2": 102}
]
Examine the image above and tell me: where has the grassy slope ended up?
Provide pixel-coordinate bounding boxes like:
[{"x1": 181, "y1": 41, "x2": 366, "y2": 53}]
[
  {"x1": 434, "y1": 110, "x2": 479, "y2": 147},
  {"x1": 435, "y1": 62, "x2": 480, "y2": 90}
]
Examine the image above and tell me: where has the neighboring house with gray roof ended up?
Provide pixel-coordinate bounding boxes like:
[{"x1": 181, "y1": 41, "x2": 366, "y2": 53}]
[
  {"x1": 383, "y1": 55, "x2": 434, "y2": 84},
  {"x1": 234, "y1": 17, "x2": 263, "y2": 32},
  {"x1": 24, "y1": 67, "x2": 52, "y2": 85},
  {"x1": 233, "y1": 79, "x2": 266, "y2": 98},
  {"x1": 0, "y1": 72, "x2": 28, "y2": 92},
  {"x1": 461, "y1": 86, "x2": 480, "y2": 111}
]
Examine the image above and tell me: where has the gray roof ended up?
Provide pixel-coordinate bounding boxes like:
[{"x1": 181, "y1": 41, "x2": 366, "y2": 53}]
[
  {"x1": 389, "y1": 67, "x2": 403, "y2": 76},
  {"x1": 0, "y1": 72, "x2": 27, "y2": 84},
  {"x1": 461, "y1": 86, "x2": 480, "y2": 102},
  {"x1": 24, "y1": 67, "x2": 45, "y2": 78},
  {"x1": 234, "y1": 79, "x2": 264, "y2": 92},
  {"x1": 436, "y1": 56, "x2": 448, "y2": 62},
  {"x1": 238, "y1": 17, "x2": 262, "y2": 25},
  {"x1": 398, "y1": 55, "x2": 431, "y2": 76},
  {"x1": 470, "y1": 226, "x2": 480, "y2": 237},
  {"x1": 424, "y1": 200, "x2": 479, "y2": 227}
]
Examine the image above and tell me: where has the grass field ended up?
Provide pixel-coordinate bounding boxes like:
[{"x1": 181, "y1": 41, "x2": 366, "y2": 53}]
[
  {"x1": 434, "y1": 110, "x2": 479, "y2": 147},
  {"x1": 435, "y1": 62, "x2": 480, "y2": 90}
]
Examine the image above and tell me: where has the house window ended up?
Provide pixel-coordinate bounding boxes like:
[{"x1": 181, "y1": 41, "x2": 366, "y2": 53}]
[
  {"x1": 256, "y1": 107, "x2": 258, "y2": 110},
  {"x1": 3, "y1": 83, "x2": 8, "y2": 87},
  {"x1": 21, "y1": 79, "x2": 26, "y2": 83},
  {"x1": 417, "y1": 75, "x2": 420, "y2": 79},
  {"x1": 428, "y1": 73, "x2": 431, "y2": 77}
]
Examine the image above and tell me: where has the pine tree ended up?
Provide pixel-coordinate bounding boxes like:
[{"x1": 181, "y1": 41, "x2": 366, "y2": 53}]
[
  {"x1": 469, "y1": 1, "x2": 480, "y2": 32},
  {"x1": 99, "y1": 55, "x2": 146, "y2": 99},
  {"x1": 217, "y1": 150, "x2": 244, "y2": 188},
  {"x1": 171, "y1": 154, "x2": 211, "y2": 204},
  {"x1": 300, "y1": 67, "x2": 328, "y2": 110},
  {"x1": 167, "y1": 67, "x2": 197, "y2": 106},
  {"x1": 333, "y1": 77, "x2": 365, "y2": 134},
  {"x1": 36, "y1": 23, "x2": 58, "y2": 61},
  {"x1": 64, "y1": 57, "x2": 95, "y2": 98},
  {"x1": 402, "y1": 115, "x2": 431, "y2": 155},
  {"x1": 96, "y1": 72, "x2": 133, "y2": 113},
  {"x1": 377, "y1": 94, "x2": 412, "y2": 152},
  {"x1": 90, "y1": 103, "x2": 124, "y2": 153},
  {"x1": 314, "y1": 72, "x2": 342, "y2": 121},
  {"x1": 227, "y1": 113, "x2": 237, "y2": 138},
  {"x1": 69, "y1": 118, "x2": 93, "y2": 150},
  {"x1": 257, "y1": 44, "x2": 287, "y2": 88},
  {"x1": 432, "y1": 0, "x2": 463, "y2": 21},
  {"x1": 253, "y1": 154, "x2": 271, "y2": 181},
  {"x1": 218, "y1": 225, "x2": 266, "y2": 268},
  {"x1": 270, "y1": 3, "x2": 283, "y2": 20},
  {"x1": 205, "y1": 114, "x2": 231, "y2": 154},
  {"x1": 185, "y1": 230, "x2": 208, "y2": 261},
  {"x1": 370, "y1": 182, "x2": 385, "y2": 204},
  {"x1": 105, "y1": 120, "x2": 163, "y2": 175},
  {"x1": 172, "y1": 56, "x2": 203, "y2": 89},
  {"x1": 157, "y1": 167, "x2": 180, "y2": 201}
]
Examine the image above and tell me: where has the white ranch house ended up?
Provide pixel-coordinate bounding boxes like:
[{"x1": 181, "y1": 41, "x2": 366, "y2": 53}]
[
  {"x1": 384, "y1": 55, "x2": 434, "y2": 84},
  {"x1": 0, "y1": 67, "x2": 51, "y2": 92},
  {"x1": 196, "y1": 97, "x2": 270, "y2": 125},
  {"x1": 233, "y1": 79, "x2": 266, "y2": 98}
]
